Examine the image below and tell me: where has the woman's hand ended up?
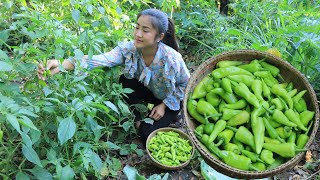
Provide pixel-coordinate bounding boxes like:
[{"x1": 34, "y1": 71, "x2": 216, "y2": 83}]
[
  {"x1": 149, "y1": 102, "x2": 166, "y2": 120},
  {"x1": 37, "y1": 60, "x2": 59, "y2": 80},
  {"x1": 37, "y1": 59, "x2": 74, "y2": 80}
]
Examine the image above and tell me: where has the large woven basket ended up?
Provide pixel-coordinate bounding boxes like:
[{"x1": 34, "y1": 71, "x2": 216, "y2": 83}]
[{"x1": 182, "y1": 50, "x2": 320, "y2": 179}]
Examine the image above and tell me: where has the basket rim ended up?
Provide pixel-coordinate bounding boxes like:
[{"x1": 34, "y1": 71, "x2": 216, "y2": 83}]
[
  {"x1": 182, "y1": 49, "x2": 320, "y2": 178},
  {"x1": 145, "y1": 127, "x2": 195, "y2": 170}
]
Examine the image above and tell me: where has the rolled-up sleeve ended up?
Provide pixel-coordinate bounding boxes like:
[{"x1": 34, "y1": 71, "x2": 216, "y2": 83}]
[
  {"x1": 70, "y1": 45, "x2": 125, "y2": 70},
  {"x1": 163, "y1": 61, "x2": 190, "y2": 110}
]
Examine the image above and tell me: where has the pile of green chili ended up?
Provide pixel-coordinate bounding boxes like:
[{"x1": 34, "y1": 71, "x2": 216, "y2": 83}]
[
  {"x1": 188, "y1": 59, "x2": 315, "y2": 171},
  {"x1": 147, "y1": 131, "x2": 193, "y2": 166}
]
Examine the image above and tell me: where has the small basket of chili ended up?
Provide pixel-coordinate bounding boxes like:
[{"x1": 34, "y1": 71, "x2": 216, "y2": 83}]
[
  {"x1": 183, "y1": 49, "x2": 319, "y2": 179},
  {"x1": 146, "y1": 127, "x2": 195, "y2": 170}
]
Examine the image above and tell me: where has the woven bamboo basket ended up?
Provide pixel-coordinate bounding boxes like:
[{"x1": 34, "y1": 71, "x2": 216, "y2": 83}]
[
  {"x1": 146, "y1": 127, "x2": 195, "y2": 170},
  {"x1": 182, "y1": 49, "x2": 319, "y2": 179}
]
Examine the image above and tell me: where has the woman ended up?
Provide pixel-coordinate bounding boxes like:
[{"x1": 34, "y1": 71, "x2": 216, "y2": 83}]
[{"x1": 38, "y1": 8, "x2": 190, "y2": 143}]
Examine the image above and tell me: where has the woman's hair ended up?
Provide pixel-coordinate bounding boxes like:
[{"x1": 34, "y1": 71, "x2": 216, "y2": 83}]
[{"x1": 137, "y1": 9, "x2": 179, "y2": 51}]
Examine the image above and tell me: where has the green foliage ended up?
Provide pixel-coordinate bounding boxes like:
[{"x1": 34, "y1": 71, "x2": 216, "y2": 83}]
[{"x1": 0, "y1": 0, "x2": 319, "y2": 179}]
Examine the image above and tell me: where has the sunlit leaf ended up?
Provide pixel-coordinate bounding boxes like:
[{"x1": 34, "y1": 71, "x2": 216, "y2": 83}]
[
  {"x1": 29, "y1": 166, "x2": 52, "y2": 180},
  {"x1": 72, "y1": 9, "x2": 80, "y2": 23},
  {"x1": 16, "y1": 172, "x2": 30, "y2": 180},
  {"x1": 6, "y1": 113, "x2": 22, "y2": 134},
  {"x1": 60, "y1": 165, "x2": 75, "y2": 180},
  {"x1": 0, "y1": 61, "x2": 13, "y2": 71}
]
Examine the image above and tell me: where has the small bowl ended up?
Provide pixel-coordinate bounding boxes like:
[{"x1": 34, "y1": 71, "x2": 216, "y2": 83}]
[{"x1": 146, "y1": 127, "x2": 195, "y2": 170}]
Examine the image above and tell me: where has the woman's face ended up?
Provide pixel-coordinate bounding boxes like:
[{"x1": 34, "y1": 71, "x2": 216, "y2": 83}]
[{"x1": 134, "y1": 15, "x2": 161, "y2": 49}]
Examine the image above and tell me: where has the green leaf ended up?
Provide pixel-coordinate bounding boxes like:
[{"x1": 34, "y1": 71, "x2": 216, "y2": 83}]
[
  {"x1": 105, "y1": 141, "x2": 120, "y2": 150},
  {"x1": 43, "y1": 87, "x2": 53, "y2": 97},
  {"x1": 0, "y1": 50, "x2": 10, "y2": 61},
  {"x1": 122, "y1": 121, "x2": 132, "y2": 131},
  {"x1": 89, "y1": 151, "x2": 103, "y2": 171},
  {"x1": 200, "y1": 160, "x2": 237, "y2": 180},
  {"x1": 22, "y1": 144, "x2": 43, "y2": 167},
  {"x1": 74, "y1": 49, "x2": 84, "y2": 61},
  {"x1": 227, "y1": 28, "x2": 242, "y2": 36},
  {"x1": 29, "y1": 166, "x2": 52, "y2": 180},
  {"x1": 72, "y1": 9, "x2": 80, "y2": 23},
  {"x1": 91, "y1": 102, "x2": 110, "y2": 113},
  {"x1": 142, "y1": 118, "x2": 154, "y2": 125},
  {"x1": 19, "y1": 116, "x2": 38, "y2": 131},
  {"x1": 58, "y1": 117, "x2": 76, "y2": 145},
  {"x1": 6, "y1": 113, "x2": 22, "y2": 133},
  {"x1": 60, "y1": 165, "x2": 75, "y2": 180},
  {"x1": 16, "y1": 171, "x2": 30, "y2": 180},
  {"x1": 123, "y1": 165, "x2": 146, "y2": 180},
  {"x1": 118, "y1": 100, "x2": 130, "y2": 116},
  {"x1": 123, "y1": 88, "x2": 134, "y2": 94},
  {"x1": 104, "y1": 101, "x2": 119, "y2": 114},
  {"x1": 0, "y1": 61, "x2": 13, "y2": 71},
  {"x1": 86, "y1": 4, "x2": 93, "y2": 15},
  {"x1": 18, "y1": 108, "x2": 38, "y2": 117}
]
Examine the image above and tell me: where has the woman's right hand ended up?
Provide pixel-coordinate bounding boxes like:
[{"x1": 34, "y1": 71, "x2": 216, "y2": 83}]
[{"x1": 37, "y1": 60, "x2": 60, "y2": 80}]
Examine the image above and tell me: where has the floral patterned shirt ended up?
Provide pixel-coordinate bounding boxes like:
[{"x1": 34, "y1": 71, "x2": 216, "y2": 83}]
[{"x1": 75, "y1": 41, "x2": 190, "y2": 111}]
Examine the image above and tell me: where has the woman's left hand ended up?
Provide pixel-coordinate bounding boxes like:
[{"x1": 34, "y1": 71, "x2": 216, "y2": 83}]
[{"x1": 149, "y1": 102, "x2": 166, "y2": 120}]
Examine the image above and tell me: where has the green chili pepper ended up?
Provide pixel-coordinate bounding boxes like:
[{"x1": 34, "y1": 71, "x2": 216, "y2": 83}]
[
  {"x1": 187, "y1": 99, "x2": 208, "y2": 124},
  {"x1": 195, "y1": 124, "x2": 205, "y2": 135},
  {"x1": 196, "y1": 99, "x2": 221, "y2": 121},
  {"x1": 271, "y1": 84, "x2": 293, "y2": 109},
  {"x1": 200, "y1": 134, "x2": 210, "y2": 145},
  {"x1": 288, "y1": 89, "x2": 298, "y2": 97},
  {"x1": 260, "y1": 149, "x2": 275, "y2": 165},
  {"x1": 216, "y1": 60, "x2": 243, "y2": 68},
  {"x1": 262, "y1": 117, "x2": 285, "y2": 143},
  {"x1": 232, "y1": 138, "x2": 245, "y2": 152},
  {"x1": 211, "y1": 88, "x2": 238, "y2": 104},
  {"x1": 206, "y1": 143, "x2": 222, "y2": 159},
  {"x1": 263, "y1": 143, "x2": 306, "y2": 158},
  {"x1": 208, "y1": 120, "x2": 227, "y2": 143},
  {"x1": 215, "y1": 129, "x2": 234, "y2": 147},
  {"x1": 192, "y1": 76, "x2": 211, "y2": 99},
  {"x1": 221, "y1": 108, "x2": 242, "y2": 120},
  {"x1": 212, "y1": 66, "x2": 253, "y2": 79},
  {"x1": 270, "y1": 109, "x2": 297, "y2": 127},
  {"x1": 220, "y1": 150, "x2": 259, "y2": 171},
  {"x1": 263, "y1": 74, "x2": 279, "y2": 87},
  {"x1": 252, "y1": 116, "x2": 265, "y2": 154},
  {"x1": 296, "y1": 122, "x2": 313, "y2": 149},
  {"x1": 251, "y1": 79, "x2": 264, "y2": 102},
  {"x1": 206, "y1": 91, "x2": 221, "y2": 107},
  {"x1": 254, "y1": 71, "x2": 271, "y2": 78},
  {"x1": 204, "y1": 123, "x2": 215, "y2": 135},
  {"x1": 287, "y1": 131, "x2": 296, "y2": 144},
  {"x1": 284, "y1": 109, "x2": 307, "y2": 131},
  {"x1": 204, "y1": 78, "x2": 215, "y2": 92},
  {"x1": 221, "y1": 78, "x2": 233, "y2": 93},
  {"x1": 275, "y1": 126, "x2": 292, "y2": 139},
  {"x1": 295, "y1": 98, "x2": 307, "y2": 113},
  {"x1": 300, "y1": 110, "x2": 315, "y2": 127},
  {"x1": 227, "y1": 110, "x2": 250, "y2": 127},
  {"x1": 233, "y1": 126, "x2": 255, "y2": 150},
  {"x1": 292, "y1": 90, "x2": 307, "y2": 105},
  {"x1": 268, "y1": 118, "x2": 282, "y2": 128},
  {"x1": 252, "y1": 162, "x2": 266, "y2": 171},
  {"x1": 271, "y1": 98, "x2": 284, "y2": 111},
  {"x1": 224, "y1": 143, "x2": 241, "y2": 154},
  {"x1": 234, "y1": 82, "x2": 260, "y2": 108},
  {"x1": 264, "y1": 136, "x2": 281, "y2": 144},
  {"x1": 261, "y1": 79, "x2": 271, "y2": 100},
  {"x1": 224, "y1": 99, "x2": 247, "y2": 110},
  {"x1": 267, "y1": 157, "x2": 285, "y2": 170},
  {"x1": 228, "y1": 74, "x2": 255, "y2": 87},
  {"x1": 260, "y1": 61, "x2": 280, "y2": 77},
  {"x1": 241, "y1": 149, "x2": 265, "y2": 163},
  {"x1": 286, "y1": 82, "x2": 294, "y2": 92},
  {"x1": 238, "y1": 60, "x2": 262, "y2": 73}
]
